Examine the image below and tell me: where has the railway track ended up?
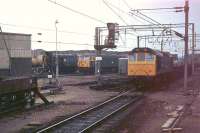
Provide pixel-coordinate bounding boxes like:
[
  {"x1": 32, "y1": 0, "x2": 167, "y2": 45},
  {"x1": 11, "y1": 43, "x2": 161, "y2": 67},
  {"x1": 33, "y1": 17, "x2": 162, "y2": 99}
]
[{"x1": 36, "y1": 90, "x2": 142, "y2": 133}]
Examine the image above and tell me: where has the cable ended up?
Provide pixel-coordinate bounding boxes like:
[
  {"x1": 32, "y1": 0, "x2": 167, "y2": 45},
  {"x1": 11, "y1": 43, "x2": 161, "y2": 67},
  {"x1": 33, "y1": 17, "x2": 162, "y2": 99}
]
[
  {"x1": 34, "y1": 40, "x2": 94, "y2": 46},
  {"x1": 132, "y1": 8, "x2": 194, "y2": 35},
  {"x1": 129, "y1": 12, "x2": 155, "y2": 25},
  {"x1": 0, "y1": 22, "x2": 93, "y2": 36},
  {"x1": 102, "y1": 0, "x2": 138, "y2": 46},
  {"x1": 102, "y1": 0, "x2": 128, "y2": 25},
  {"x1": 103, "y1": 0, "x2": 146, "y2": 25},
  {"x1": 103, "y1": 0, "x2": 142, "y2": 34},
  {"x1": 136, "y1": 11, "x2": 163, "y2": 25},
  {"x1": 124, "y1": 0, "x2": 176, "y2": 33},
  {"x1": 101, "y1": 0, "x2": 125, "y2": 45},
  {"x1": 120, "y1": 0, "x2": 156, "y2": 24},
  {"x1": 132, "y1": 11, "x2": 185, "y2": 45},
  {"x1": 102, "y1": 0, "x2": 139, "y2": 39},
  {"x1": 121, "y1": 0, "x2": 132, "y2": 9},
  {"x1": 0, "y1": 36, "x2": 94, "y2": 47},
  {"x1": 132, "y1": 7, "x2": 184, "y2": 11},
  {"x1": 48, "y1": 0, "x2": 106, "y2": 24},
  {"x1": 1, "y1": 38, "x2": 143, "y2": 49}
]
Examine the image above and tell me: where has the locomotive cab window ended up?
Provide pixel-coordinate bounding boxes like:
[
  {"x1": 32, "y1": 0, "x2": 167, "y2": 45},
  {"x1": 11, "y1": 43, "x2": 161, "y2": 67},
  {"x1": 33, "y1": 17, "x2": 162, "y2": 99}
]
[
  {"x1": 129, "y1": 53, "x2": 136, "y2": 61},
  {"x1": 137, "y1": 53, "x2": 145, "y2": 61},
  {"x1": 84, "y1": 56, "x2": 90, "y2": 61},
  {"x1": 145, "y1": 53, "x2": 154, "y2": 61}
]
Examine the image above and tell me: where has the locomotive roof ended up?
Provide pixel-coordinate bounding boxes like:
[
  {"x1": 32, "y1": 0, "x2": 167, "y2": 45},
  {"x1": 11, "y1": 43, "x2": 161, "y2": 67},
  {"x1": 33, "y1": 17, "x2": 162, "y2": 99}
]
[{"x1": 131, "y1": 47, "x2": 170, "y2": 57}]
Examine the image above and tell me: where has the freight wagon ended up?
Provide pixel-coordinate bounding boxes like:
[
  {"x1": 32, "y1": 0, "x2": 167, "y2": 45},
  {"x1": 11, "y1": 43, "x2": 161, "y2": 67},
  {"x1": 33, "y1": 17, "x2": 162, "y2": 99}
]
[{"x1": 0, "y1": 76, "x2": 35, "y2": 112}]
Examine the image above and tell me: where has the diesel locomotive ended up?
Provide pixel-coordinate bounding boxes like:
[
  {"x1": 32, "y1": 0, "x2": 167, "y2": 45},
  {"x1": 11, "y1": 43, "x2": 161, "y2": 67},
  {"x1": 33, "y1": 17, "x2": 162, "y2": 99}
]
[
  {"x1": 46, "y1": 52, "x2": 78, "y2": 75},
  {"x1": 127, "y1": 47, "x2": 191, "y2": 88},
  {"x1": 77, "y1": 55, "x2": 119, "y2": 74},
  {"x1": 32, "y1": 52, "x2": 78, "y2": 76}
]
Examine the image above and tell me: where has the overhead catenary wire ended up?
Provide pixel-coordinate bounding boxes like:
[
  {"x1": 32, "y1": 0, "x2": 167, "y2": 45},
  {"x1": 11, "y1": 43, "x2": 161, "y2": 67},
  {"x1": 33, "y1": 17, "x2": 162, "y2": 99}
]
[
  {"x1": 34, "y1": 40, "x2": 133, "y2": 49},
  {"x1": 131, "y1": 11, "x2": 184, "y2": 45},
  {"x1": 102, "y1": 0, "x2": 139, "y2": 48},
  {"x1": 122, "y1": 0, "x2": 178, "y2": 30},
  {"x1": 102, "y1": 0, "x2": 128, "y2": 25},
  {"x1": 119, "y1": 0, "x2": 169, "y2": 49},
  {"x1": 131, "y1": 7, "x2": 184, "y2": 11},
  {"x1": 48, "y1": 0, "x2": 106, "y2": 24},
  {"x1": 129, "y1": 12, "x2": 156, "y2": 25},
  {"x1": 1, "y1": 27, "x2": 139, "y2": 50},
  {"x1": 102, "y1": 0, "x2": 132, "y2": 46},
  {"x1": 130, "y1": 6, "x2": 193, "y2": 33},
  {"x1": 48, "y1": 0, "x2": 134, "y2": 49},
  {"x1": 136, "y1": 11, "x2": 164, "y2": 26},
  {"x1": 35, "y1": 41, "x2": 94, "y2": 46},
  {"x1": 121, "y1": 0, "x2": 191, "y2": 53},
  {"x1": 103, "y1": 0, "x2": 139, "y2": 36},
  {"x1": 48, "y1": 0, "x2": 140, "y2": 50},
  {"x1": 103, "y1": 0, "x2": 146, "y2": 25},
  {"x1": 121, "y1": 0, "x2": 132, "y2": 9},
  {"x1": 120, "y1": 0, "x2": 156, "y2": 25}
]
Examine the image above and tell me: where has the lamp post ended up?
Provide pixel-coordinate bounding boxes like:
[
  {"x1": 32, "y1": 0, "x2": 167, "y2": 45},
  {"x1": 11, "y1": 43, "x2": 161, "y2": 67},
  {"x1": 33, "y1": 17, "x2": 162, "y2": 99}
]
[{"x1": 55, "y1": 20, "x2": 59, "y2": 79}]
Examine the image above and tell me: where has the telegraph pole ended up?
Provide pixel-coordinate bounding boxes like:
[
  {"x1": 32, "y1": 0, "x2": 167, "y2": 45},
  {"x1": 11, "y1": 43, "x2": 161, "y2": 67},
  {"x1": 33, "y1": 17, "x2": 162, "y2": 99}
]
[{"x1": 184, "y1": 0, "x2": 189, "y2": 89}]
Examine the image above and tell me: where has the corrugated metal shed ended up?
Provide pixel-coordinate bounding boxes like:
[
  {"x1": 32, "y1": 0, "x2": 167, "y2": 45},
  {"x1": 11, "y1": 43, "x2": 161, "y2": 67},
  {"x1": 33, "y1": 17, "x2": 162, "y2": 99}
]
[
  {"x1": 0, "y1": 50, "x2": 9, "y2": 69},
  {"x1": 0, "y1": 32, "x2": 31, "y2": 76}
]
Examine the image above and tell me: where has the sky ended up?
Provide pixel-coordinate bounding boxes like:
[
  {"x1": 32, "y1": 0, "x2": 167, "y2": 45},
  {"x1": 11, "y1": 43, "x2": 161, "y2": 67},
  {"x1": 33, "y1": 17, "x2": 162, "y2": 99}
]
[{"x1": 0, "y1": 0, "x2": 199, "y2": 54}]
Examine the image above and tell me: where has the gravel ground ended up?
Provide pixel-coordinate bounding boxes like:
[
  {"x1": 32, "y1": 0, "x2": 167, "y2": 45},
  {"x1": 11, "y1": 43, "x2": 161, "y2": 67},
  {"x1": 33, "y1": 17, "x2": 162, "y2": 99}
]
[
  {"x1": 37, "y1": 74, "x2": 127, "y2": 87},
  {"x1": 2, "y1": 73, "x2": 199, "y2": 133},
  {"x1": 116, "y1": 73, "x2": 200, "y2": 133},
  {"x1": 0, "y1": 76, "x2": 120, "y2": 133}
]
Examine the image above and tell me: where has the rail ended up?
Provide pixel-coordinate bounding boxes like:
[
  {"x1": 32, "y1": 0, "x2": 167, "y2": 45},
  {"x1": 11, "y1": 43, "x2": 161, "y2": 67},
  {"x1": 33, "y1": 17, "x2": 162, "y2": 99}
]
[{"x1": 36, "y1": 90, "x2": 142, "y2": 133}]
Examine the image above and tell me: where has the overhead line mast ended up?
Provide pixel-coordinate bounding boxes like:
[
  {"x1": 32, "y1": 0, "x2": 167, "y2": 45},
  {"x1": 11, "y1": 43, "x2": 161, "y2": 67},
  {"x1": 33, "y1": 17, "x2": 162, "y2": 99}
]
[{"x1": 184, "y1": 0, "x2": 189, "y2": 89}]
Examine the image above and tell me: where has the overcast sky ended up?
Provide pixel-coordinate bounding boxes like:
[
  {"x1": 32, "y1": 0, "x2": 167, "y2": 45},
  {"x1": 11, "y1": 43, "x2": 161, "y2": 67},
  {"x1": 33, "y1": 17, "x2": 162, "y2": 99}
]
[{"x1": 0, "y1": 0, "x2": 199, "y2": 53}]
